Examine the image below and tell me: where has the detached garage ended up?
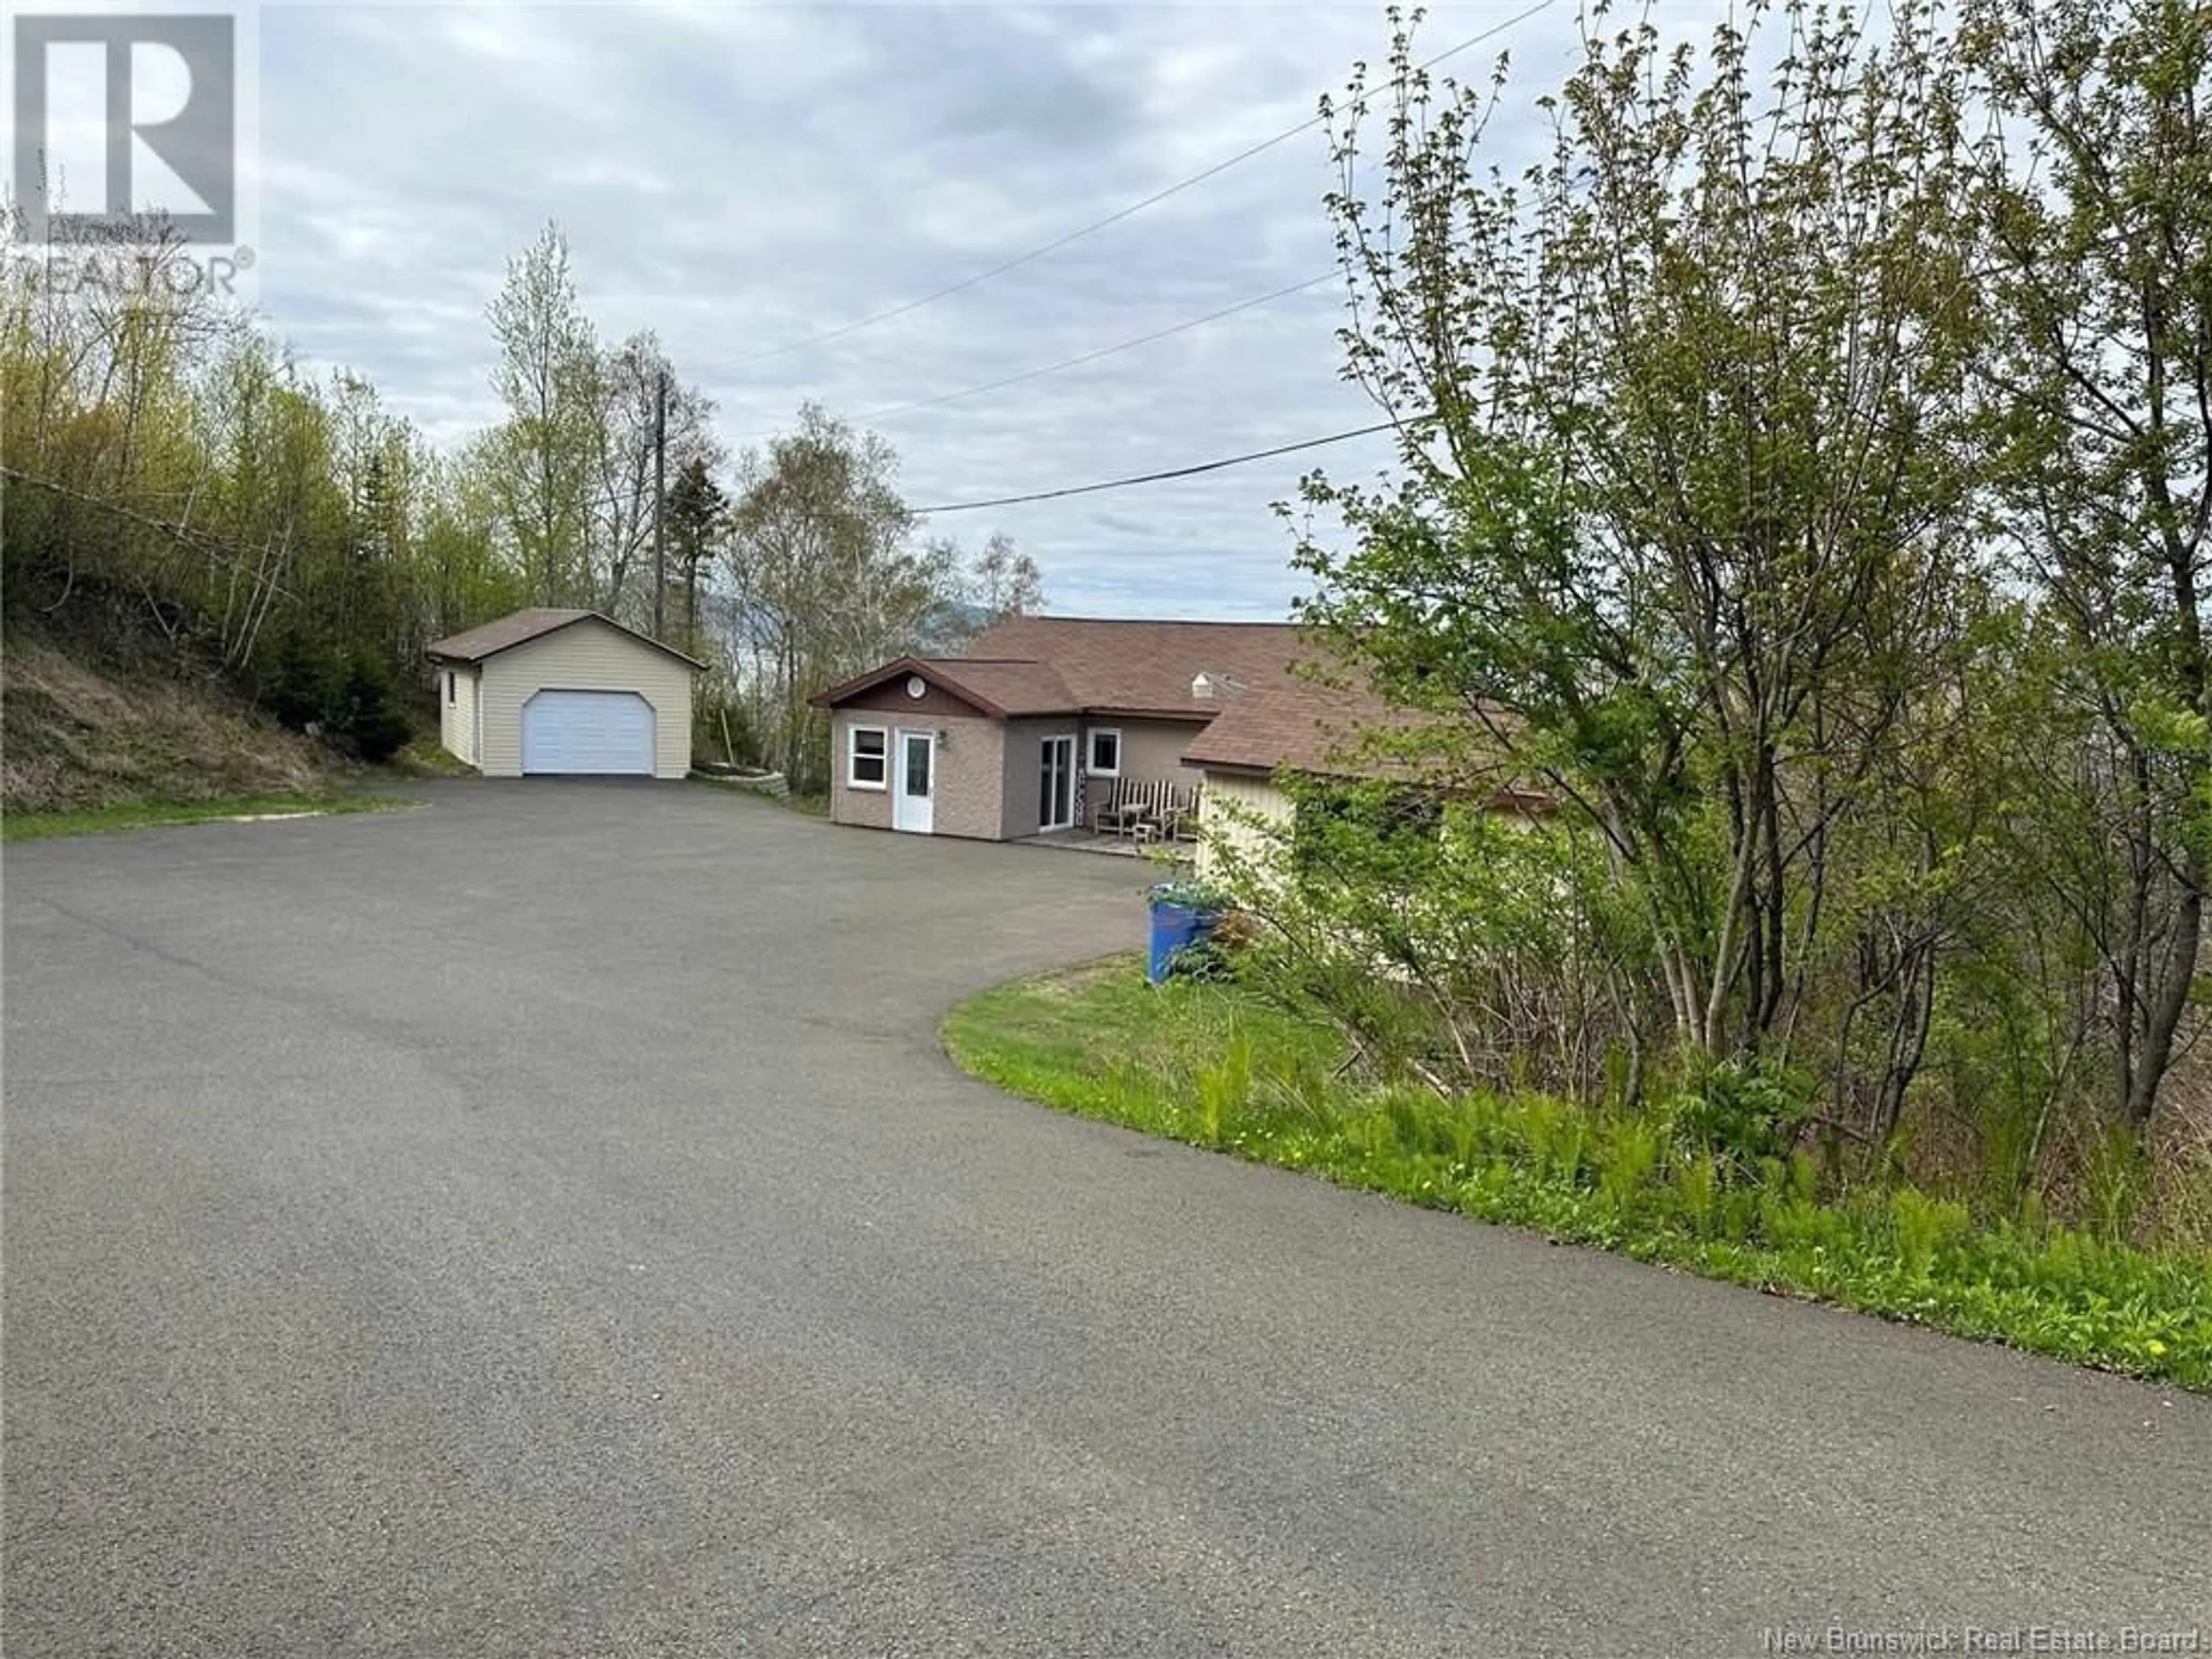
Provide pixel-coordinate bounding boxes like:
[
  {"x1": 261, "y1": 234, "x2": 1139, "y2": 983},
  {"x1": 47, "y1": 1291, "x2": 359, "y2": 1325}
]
[{"x1": 427, "y1": 608, "x2": 702, "y2": 779}]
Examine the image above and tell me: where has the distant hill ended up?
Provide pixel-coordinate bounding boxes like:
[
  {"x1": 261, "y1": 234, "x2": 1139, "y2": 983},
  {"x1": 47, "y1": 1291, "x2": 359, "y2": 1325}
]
[
  {"x1": 692, "y1": 592, "x2": 1005, "y2": 665},
  {"x1": 919, "y1": 598, "x2": 993, "y2": 653}
]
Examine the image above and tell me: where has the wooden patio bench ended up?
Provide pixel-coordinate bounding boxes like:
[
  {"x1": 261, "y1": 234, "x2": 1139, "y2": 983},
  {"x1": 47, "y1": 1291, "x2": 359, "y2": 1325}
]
[{"x1": 1089, "y1": 777, "x2": 1202, "y2": 841}]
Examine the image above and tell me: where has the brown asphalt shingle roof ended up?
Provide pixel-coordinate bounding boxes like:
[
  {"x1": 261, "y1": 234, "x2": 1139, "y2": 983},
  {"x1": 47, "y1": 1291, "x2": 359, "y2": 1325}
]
[
  {"x1": 426, "y1": 608, "x2": 704, "y2": 668},
  {"x1": 817, "y1": 618, "x2": 1323, "y2": 718},
  {"x1": 1184, "y1": 676, "x2": 1550, "y2": 811},
  {"x1": 921, "y1": 657, "x2": 1077, "y2": 715},
  {"x1": 1180, "y1": 677, "x2": 1422, "y2": 777},
  {"x1": 961, "y1": 618, "x2": 1432, "y2": 775},
  {"x1": 810, "y1": 656, "x2": 1078, "y2": 717},
  {"x1": 964, "y1": 616, "x2": 1315, "y2": 716},
  {"x1": 821, "y1": 616, "x2": 1499, "y2": 788}
]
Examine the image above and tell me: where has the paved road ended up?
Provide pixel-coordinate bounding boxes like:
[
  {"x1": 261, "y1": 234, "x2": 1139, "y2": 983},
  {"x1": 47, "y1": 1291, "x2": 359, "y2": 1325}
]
[{"x1": 5, "y1": 783, "x2": 2207, "y2": 1658}]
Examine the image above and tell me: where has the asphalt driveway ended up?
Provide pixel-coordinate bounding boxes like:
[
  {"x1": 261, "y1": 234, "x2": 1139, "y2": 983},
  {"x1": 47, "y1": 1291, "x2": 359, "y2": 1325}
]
[{"x1": 5, "y1": 782, "x2": 2207, "y2": 1658}]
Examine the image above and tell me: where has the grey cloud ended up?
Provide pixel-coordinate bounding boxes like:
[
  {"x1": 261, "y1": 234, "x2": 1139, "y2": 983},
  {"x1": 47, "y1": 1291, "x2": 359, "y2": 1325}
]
[{"x1": 255, "y1": 3, "x2": 1607, "y2": 617}]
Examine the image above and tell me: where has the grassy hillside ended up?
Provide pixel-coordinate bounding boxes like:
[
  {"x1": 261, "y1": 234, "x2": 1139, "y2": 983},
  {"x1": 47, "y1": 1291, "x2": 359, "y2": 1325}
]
[{"x1": 3, "y1": 608, "x2": 356, "y2": 813}]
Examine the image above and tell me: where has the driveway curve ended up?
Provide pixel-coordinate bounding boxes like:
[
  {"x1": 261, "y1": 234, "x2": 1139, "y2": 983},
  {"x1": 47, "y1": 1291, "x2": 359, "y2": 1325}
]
[{"x1": 5, "y1": 781, "x2": 2207, "y2": 1658}]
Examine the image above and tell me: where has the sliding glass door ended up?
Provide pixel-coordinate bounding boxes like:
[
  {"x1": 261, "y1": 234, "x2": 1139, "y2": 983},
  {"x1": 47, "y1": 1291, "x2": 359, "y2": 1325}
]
[{"x1": 1039, "y1": 735, "x2": 1075, "y2": 831}]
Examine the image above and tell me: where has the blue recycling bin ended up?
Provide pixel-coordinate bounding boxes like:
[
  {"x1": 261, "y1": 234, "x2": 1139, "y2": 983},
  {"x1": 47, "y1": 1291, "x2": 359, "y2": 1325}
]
[{"x1": 1147, "y1": 889, "x2": 1222, "y2": 984}]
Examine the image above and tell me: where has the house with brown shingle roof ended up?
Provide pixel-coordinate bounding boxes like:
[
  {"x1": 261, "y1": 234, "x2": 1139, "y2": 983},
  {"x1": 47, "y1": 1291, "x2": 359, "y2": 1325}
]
[{"x1": 813, "y1": 616, "x2": 1427, "y2": 850}]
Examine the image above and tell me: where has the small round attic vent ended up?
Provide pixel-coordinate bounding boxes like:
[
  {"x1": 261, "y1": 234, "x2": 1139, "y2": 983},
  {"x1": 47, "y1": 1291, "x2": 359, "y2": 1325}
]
[{"x1": 906, "y1": 675, "x2": 927, "y2": 699}]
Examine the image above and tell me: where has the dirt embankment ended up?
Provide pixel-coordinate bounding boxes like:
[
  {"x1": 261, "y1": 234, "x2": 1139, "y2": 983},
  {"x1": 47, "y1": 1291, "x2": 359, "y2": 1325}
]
[{"x1": 2, "y1": 613, "x2": 347, "y2": 813}]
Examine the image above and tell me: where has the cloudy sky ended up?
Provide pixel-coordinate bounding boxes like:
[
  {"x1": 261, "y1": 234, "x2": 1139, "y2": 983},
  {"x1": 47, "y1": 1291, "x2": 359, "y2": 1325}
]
[{"x1": 252, "y1": 2, "x2": 1601, "y2": 619}]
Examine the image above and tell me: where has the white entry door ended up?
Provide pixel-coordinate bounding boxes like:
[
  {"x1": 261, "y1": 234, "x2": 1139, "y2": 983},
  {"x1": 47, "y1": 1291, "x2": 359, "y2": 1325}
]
[
  {"x1": 893, "y1": 729, "x2": 935, "y2": 834},
  {"x1": 521, "y1": 690, "x2": 655, "y2": 775},
  {"x1": 1039, "y1": 734, "x2": 1075, "y2": 830}
]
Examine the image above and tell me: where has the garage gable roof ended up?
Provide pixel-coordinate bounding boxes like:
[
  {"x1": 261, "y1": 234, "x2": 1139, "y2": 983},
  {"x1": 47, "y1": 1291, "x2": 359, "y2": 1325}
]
[{"x1": 426, "y1": 608, "x2": 706, "y2": 669}]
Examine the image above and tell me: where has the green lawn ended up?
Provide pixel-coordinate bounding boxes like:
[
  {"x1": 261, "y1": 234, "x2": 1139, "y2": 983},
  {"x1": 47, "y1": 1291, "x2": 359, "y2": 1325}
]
[
  {"x1": 3, "y1": 791, "x2": 407, "y2": 842},
  {"x1": 944, "y1": 957, "x2": 1342, "y2": 1135},
  {"x1": 944, "y1": 955, "x2": 2212, "y2": 1389}
]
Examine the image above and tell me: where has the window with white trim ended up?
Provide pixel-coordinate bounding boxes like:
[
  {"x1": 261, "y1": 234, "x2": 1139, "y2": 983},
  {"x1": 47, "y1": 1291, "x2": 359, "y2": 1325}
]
[
  {"x1": 1086, "y1": 726, "x2": 1122, "y2": 777},
  {"x1": 848, "y1": 725, "x2": 889, "y2": 789},
  {"x1": 445, "y1": 670, "x2": 456, "y2": 704}
]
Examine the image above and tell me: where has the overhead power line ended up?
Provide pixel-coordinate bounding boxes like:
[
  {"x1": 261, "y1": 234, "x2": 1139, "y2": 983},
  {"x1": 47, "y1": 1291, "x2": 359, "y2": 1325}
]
[
  {"x1": 857, "y1": 271, "x2": 1337, "y2": 423},
  {"x1": 911, "y1": 418, "x2": 1407, "y2": 514},
  {"x1": 532, "y1": 413, "x2": 1416, "y2": 524},
  {"x1": 720, "y1": 0, "x2": 1564, "y2": 368}
]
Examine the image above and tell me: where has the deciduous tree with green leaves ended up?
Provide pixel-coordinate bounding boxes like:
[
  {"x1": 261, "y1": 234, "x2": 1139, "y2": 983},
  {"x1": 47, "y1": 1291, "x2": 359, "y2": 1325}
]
[
  {"x1": 725, "y1": 404, "x2": 958, "y2": 790},
  {"x1": 1301, "y1": 2, "x2": 1988, "y2": 1105},
  {"x1": 484, "y1": 221, "x2": 601, "y2": 607},
  {"x1": 1967, "y1": 0, "x2": 2212, "y2": 1129},
  {"x1": 968, "y1": 531, "x2": 1044, "y2": 622}
]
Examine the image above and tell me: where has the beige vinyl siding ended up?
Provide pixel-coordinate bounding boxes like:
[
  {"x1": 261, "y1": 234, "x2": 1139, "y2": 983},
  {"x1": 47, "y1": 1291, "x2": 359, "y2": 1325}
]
[
  {"x1": 1196, "y1": 769, "x2": 1293, "y2": 881},
  {"x1": 1196, "y1": 770, "x2": 1542, "y2": 884},
  {"x1": 438, "y1": 665, "x2": 482, "y2": 767},
  {"x1": 476, "y1": 620, "x2": 694, "y2": 778}
]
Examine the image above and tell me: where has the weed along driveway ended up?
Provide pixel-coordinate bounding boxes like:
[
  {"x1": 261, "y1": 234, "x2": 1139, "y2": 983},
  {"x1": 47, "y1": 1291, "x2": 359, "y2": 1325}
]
[{"x1": 3, "y1": 782, "x2": 2206, "y2": 1658}]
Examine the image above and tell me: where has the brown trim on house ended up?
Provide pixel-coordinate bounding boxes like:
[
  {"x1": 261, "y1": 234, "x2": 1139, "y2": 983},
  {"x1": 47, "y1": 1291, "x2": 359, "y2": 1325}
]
[
  {"x1": 837, "y1": 677, "x2": 991, "y2": 718},
  {"x1": 815, "y1": 655, "x2": 1087, "y2": 720},
  {"x1": 815, "y1": 657, "x2": 993, "y2": 714},
  {"x1": 816, "y1": 657, "x2": 1044, "y2": 718},
  {"x1": 1081, "y1": 707, "x2": 1215, "y2": 724}
]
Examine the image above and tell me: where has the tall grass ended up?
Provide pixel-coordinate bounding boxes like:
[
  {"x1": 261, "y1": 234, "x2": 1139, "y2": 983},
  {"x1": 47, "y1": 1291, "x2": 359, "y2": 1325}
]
[{"x1": 944, "y1": 957, "x2": 2212, "y2": 1388}]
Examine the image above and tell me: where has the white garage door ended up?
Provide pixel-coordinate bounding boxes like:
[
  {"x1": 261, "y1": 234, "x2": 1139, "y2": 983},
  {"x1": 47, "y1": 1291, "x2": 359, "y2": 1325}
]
[{"x1": 521, "y1": 690, "x2": 656, "y2": 775}]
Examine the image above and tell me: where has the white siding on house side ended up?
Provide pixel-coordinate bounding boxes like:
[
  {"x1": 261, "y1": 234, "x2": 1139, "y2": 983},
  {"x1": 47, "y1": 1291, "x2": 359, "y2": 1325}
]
[
  {"x1": 1196, "y1": 770, "x2": 1294, "y2": 882},
  {"x1": 439, "y1": 665, "x2": 482, "y2": 767},
  {"x1": 1195, "y1": 769, "x2": 1546, "y2": 885},
  {"x1": 475, "y1": 620, "x2": 694, "y2": 779}
]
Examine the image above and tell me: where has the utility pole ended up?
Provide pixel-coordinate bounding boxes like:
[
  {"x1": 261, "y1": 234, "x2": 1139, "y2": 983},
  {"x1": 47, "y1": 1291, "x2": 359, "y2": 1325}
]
[{"x1": 651, "y1": 368, "x2": 668, "y2": 637}]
